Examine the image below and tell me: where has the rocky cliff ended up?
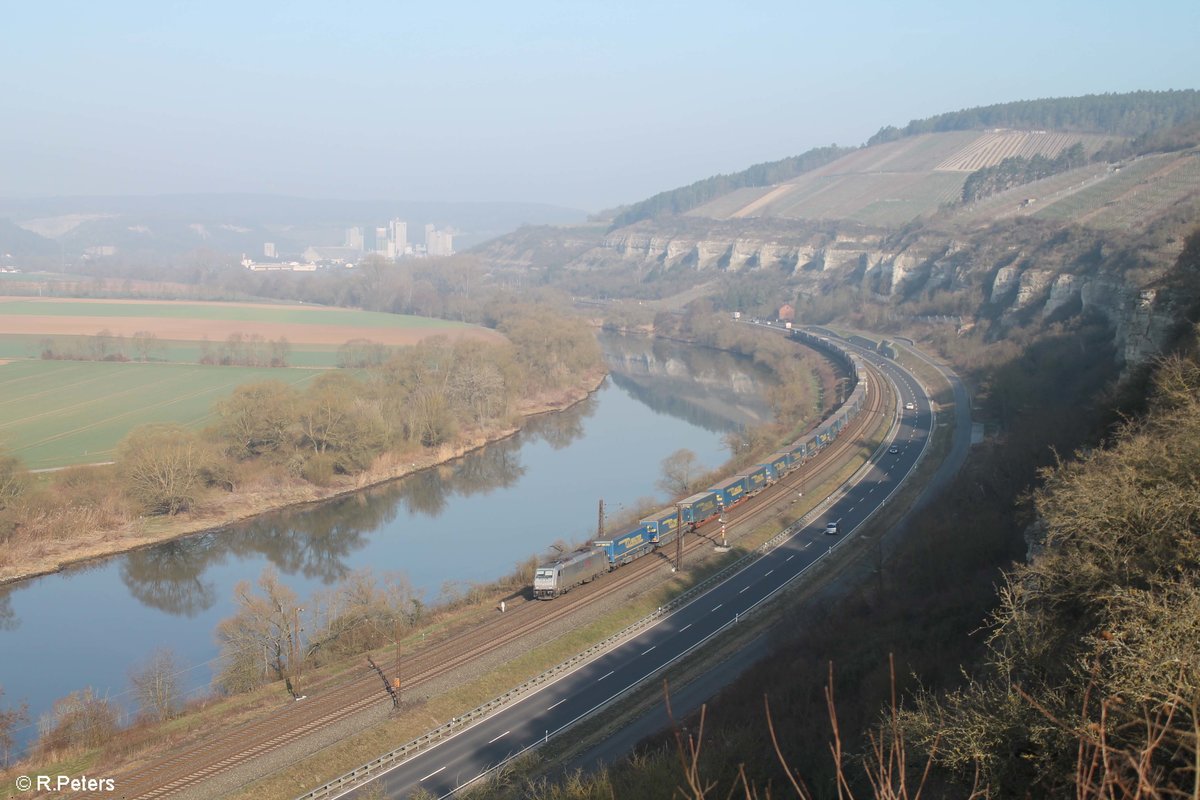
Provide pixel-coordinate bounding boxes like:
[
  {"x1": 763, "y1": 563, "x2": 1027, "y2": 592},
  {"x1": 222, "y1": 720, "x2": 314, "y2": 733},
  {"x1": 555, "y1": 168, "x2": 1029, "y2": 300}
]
[{"x1": 477, "y1": 211, "x2": 1193, "y2": 366}]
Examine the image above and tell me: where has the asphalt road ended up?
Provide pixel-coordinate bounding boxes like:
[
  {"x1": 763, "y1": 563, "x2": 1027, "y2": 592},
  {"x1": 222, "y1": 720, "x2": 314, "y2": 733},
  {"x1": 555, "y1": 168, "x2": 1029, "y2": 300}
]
[{"x1": 341, "y1": 331, "x2": 935, "y2": 800}]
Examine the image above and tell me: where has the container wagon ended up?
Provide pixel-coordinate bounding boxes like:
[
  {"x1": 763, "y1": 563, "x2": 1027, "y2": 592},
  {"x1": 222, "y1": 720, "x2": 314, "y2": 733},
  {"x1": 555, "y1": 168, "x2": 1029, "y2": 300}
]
[
  {"x1": 708, "y1": 475, "x2": 749, "y2": 510},
  {"x1": 760, "y1": 452, "x2": 791, "y2": 483},
  {"x1": 736, "y1": 464, "x2": 770, "y2": 495},
  {"x1": 679, "y1": 490, "x2": 720, "y2": 527},
  {"x1": 534, "y1": 548, "x2": 609, "y2": 599},
  {"x1": 594, "y1": 525, "x2": 655, "y2": 567},
  {"x1": 641, "y1": 506, "x2": 681, "y2": 547}
]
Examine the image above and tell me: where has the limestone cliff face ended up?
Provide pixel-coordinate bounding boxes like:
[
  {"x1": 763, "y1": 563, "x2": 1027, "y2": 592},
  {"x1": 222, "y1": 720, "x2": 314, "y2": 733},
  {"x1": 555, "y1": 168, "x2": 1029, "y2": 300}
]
[{"x1": 477, "y1": 217, "x2": 1188, "y2": 366}]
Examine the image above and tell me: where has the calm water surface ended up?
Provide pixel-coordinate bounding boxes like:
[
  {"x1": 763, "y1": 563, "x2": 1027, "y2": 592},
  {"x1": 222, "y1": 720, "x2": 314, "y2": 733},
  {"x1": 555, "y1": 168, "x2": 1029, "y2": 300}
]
[{"x1": 0, "y1": 334, "x2": 773, "y2": 749}]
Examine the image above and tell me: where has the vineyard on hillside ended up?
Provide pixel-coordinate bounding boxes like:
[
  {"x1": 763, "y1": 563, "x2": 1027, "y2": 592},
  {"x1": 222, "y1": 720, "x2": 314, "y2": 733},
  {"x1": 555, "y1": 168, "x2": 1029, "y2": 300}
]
[{"x1": 935, "y1": 130, "x2": 1110, "y2": 171}]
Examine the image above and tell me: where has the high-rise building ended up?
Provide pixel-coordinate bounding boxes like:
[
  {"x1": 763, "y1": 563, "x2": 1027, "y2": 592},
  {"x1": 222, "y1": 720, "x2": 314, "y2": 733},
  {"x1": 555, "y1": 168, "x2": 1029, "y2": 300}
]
[
  {"x1": 374, "y1": 226, "x2": 395, "y2": 258},
  {"x1": 425, "y1": 224, "x2": 454, "y2": 257},
  {"x1": 344, "y1": 227, "x2": 364, "y2": 251},
  {"x1": 263, "y1": 242, "x2": 277, "y2": 259},
  {"x1": 389, "y1": 218, "x2": 407, "y2": 256}
]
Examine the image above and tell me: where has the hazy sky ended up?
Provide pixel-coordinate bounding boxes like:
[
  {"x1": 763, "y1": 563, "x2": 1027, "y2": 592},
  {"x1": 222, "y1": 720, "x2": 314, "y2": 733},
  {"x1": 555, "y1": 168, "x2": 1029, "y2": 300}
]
[{"x1": 2, "y1": 1, "x2": 1197, "y2": 211}]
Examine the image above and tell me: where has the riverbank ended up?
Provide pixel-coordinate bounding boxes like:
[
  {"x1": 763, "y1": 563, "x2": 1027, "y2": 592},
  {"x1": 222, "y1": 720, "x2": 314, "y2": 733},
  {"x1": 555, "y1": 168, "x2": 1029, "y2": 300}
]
[{"x1": 0, "y1": 367, "x2": 608, "y2": 587}]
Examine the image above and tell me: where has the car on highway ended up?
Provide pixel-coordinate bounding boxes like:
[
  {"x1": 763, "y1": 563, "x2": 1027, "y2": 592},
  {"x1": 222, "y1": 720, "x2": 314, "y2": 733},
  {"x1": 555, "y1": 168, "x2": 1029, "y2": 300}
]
[
  {"x1": 904, "y1": 401, "x2": 915, "y2": 411},
  {"x1": 824, "y1": 520, "x2": 840, "y2": 535},
  {"x1": 888, "y1": 446, "x2": 900, "y2": 454}
]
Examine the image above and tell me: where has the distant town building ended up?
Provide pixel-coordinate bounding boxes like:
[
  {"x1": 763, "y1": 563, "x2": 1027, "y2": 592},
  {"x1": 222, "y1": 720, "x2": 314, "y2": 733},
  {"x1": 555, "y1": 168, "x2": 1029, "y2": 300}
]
[
  {"x1": 301, "y1": 246, "x2": 359, "y2": 265},
  {"x1": 424, "y1": 223, "x2": 454, "y2": 257},
  {"x1": 242, "y1": 254, "x2": 318, "y2": 272},
  {"x1": 389, "y1": 218, "x2": 407, "y2": 256},
  {"x1": 344, "y1": 227, "x2": 364, "y2": 251},
  {"x1": 263, "y1": 242, "x2": 277, "y2": 259}
]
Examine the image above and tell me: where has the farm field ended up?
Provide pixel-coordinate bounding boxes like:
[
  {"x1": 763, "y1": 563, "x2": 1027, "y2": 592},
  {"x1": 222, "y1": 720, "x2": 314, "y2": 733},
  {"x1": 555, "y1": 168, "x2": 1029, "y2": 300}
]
[
  {"x1": 0, "y1": 297, "x2": 501, "y2": 347},
  {"x1": 0, "y1": 297, "x2": 501, "y2": 466},
  {"x1": 0, "y1": 360, "x2": 322, "y2": 469}
]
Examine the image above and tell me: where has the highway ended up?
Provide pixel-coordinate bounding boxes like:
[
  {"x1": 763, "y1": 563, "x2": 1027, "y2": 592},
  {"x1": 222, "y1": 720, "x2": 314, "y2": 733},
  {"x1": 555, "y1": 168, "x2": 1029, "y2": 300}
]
[{"x1": 338, "y1": 330, "x2": 935, "y2": 800}]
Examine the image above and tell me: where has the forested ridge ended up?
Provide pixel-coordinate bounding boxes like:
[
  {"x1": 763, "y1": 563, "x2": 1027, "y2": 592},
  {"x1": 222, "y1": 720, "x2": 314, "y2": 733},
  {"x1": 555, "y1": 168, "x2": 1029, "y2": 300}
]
[{"x1": 869, "y1": 89, "x2": 1200, "y2": 144}]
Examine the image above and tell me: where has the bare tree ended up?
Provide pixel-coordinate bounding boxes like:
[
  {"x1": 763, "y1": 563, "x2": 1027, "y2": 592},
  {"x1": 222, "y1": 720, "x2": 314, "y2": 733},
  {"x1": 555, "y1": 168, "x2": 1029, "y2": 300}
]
[
  {"x1": 129, "y1": 648, "x2": 181, "y2": 722},
  {"x1": 0, "y1": 685, "x2": 29, "y2": 767},
  {"x1": 658, "y1": 448, "x2": 701, "y2": 497},
  {"x1": 215, "y1": 568, "x2": 306, "y2": 697},
  {"x1": 118, "y1": 424, "x2": 209, "y2": 514},
  {"x1": 36, "y1": 688, "x2": 119, "y2": 755}
]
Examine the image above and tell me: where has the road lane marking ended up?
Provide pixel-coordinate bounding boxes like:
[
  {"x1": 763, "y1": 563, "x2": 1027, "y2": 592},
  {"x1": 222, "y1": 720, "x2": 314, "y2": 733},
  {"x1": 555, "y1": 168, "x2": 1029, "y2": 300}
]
[
  {"x1": 765, "y1": 569, "x2": 773, "y2": 577},
  {"x1": 599, "y1": 670, "x2": 614, "y2": 681},
  {"x1": 680, "y1": 623, "x2": 692, "y2": 632},
  {"x1": 803, "y1": 541, "x2": 812, "y2": 548},
  {"x1": 739, "y1": 586, "x2": 750, "y2": 594},
  {"x1": 548, "y1": 698, "x2": 566, "y2": 710},
  {"x1": 488, "y1": 731, "x2": 510, "y2": 744},
  {"x1": 421, "y1": 766, "x2": 446, "y2": 781},
  {"x1": 786, "y1": 554, "x2": 795, "y2": 561},
  {"x1": 642, "y1": 646, "x2": 656, "y2": 655},
  {"x1": 712, "y1": 604, "x2": 723, "y2": 612}
]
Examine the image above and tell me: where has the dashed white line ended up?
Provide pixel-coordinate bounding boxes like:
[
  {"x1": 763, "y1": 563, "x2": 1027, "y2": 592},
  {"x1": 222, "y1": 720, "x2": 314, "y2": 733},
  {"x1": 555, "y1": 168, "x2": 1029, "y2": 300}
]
[
  {"x1": 642, "y1": 646, "x2": 656, "y2": 656},
  {"x1": 803, "y1": 541, "x2": 812, "y2": 549},
  {"x1": 421, "y1": 766, "x2": 446, "y2": 781},
  {"x1": 712, "y1": 604, "x2": 723, "y2": 612},
  {"x1": 739, "y1": 585, "x2": 750, "y2": 594},
  {"x1": 680, "y1": 623, "x2": 692, "y2": 632},
  {"x1": 765, "y1": 569, "x2": 774, "y2": 577},
  {"x1": 786, "y1": 554, "x2": 795, "y2": 562},
  {"x1": 488, "y1": 730, "x2": 510, "y2": 744},
  {"x1": 548, "y1": 698, "x2": 566, "y2": 710},
  {"x1": 598, "y1": 670, "x2": 614, "y2": 681}
]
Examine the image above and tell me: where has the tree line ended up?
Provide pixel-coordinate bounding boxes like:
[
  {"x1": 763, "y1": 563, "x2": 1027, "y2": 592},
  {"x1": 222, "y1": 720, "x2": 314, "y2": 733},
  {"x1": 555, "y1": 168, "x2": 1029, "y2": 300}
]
[
  {"x1": 960, "y1": 142, "x2": 1087, "y2": 204},
  {"x1": 869, "y1": 89, "x2": 1200, "y2": 144}
]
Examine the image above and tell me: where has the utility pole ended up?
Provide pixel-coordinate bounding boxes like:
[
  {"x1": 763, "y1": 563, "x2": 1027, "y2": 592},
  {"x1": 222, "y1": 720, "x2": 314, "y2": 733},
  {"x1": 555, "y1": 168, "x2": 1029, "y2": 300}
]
[
  {"x1": 597, "y1": 498, "x2": 605, "y2": 541},
  {"x1": 393, "y1": 620, "x2": 402, "y2": 707},
  {"x1": 675, "y1": 503, "x2": 683, "y2": 571},
  {"x1": 294, "y1": 606, "x2": 304, "y2": 692}
]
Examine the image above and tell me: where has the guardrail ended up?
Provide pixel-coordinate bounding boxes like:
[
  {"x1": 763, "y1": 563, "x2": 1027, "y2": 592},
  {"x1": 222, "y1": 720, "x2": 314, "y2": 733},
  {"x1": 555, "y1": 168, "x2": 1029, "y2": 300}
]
[{"x1": 294, "y1": 329, "x2": 884, "y2": 800}]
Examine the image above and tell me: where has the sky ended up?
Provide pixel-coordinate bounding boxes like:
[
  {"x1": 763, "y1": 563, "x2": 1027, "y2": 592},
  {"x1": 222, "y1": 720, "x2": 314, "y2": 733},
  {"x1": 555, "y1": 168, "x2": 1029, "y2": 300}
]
[{"x1": 2, "y1": 0, "x2": 1198, "y2": 212}]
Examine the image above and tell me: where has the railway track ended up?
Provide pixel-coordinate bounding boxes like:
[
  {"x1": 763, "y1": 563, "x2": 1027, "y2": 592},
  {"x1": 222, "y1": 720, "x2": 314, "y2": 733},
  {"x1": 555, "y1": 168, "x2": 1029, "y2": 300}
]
[{"x1": 79, "y1": 358, "x2": 890, "y2": 800}]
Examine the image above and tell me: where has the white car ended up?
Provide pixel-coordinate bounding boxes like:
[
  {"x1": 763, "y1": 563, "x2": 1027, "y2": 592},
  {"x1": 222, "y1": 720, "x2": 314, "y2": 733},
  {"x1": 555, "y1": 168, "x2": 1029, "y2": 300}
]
[
  {"x1": 904, "y1": 401, "x2": 915, "y2": 411},
  {"x1": 824, "y1": 520, "x2": 840, "y2": 535}
]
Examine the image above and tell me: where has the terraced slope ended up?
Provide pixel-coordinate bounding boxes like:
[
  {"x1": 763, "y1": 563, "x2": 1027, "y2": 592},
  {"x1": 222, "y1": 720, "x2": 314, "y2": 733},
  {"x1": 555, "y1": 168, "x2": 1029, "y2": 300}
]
[{"x1": 689, "y1": 130, "x2": 1114, "y2": 225}]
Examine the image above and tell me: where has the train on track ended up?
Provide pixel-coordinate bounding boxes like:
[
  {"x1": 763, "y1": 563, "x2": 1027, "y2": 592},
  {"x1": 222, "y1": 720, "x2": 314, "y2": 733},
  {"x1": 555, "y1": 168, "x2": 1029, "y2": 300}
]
[{"x1": 533, "y1": 330, "x2": 868, "y2": 599}]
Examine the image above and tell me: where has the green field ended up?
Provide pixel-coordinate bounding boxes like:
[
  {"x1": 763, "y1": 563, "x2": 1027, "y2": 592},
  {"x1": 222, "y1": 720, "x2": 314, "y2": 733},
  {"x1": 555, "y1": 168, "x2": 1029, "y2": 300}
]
[{"x1": 0, "y1": 360, "x2": 322, "y2": 469}]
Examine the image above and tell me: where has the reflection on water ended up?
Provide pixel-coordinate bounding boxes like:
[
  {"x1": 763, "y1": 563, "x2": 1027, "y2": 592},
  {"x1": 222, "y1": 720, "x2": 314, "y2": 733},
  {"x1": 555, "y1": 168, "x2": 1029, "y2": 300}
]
[
  {"x1": 599, "y1": 333, "x2": 774, "y2": 433},
  {"x1": 0, "y1": 587, "x2": 15, "y2": 631},
  {"x1": 0, "y1": 337, "x2": 774, "y2": 753},
  {"x1": 113, "y1": 401, "x2": 588, "y2": 618}
]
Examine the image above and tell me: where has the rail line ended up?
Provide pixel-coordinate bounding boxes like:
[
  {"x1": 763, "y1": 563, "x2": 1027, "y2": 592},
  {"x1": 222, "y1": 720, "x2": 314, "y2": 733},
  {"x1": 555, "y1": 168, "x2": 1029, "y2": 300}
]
[{"x1": 78, "y1": 353, "x2": 889, "y2": 800}]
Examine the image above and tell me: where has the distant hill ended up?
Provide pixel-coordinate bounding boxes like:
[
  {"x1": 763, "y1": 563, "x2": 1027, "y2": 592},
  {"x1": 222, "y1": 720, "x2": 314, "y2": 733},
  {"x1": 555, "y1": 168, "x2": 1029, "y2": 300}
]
[
  {"x1": 0, "y1": 194, "x2": 587, "y2": 262},
  {"x1": 607, "y1": 90, "x2": 1200, "y2": 229}
]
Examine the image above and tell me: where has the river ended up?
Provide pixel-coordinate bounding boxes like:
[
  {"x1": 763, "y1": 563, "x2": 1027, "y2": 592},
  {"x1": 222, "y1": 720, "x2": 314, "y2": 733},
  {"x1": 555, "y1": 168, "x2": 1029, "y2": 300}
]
[{"x1": 0, "y1": 333, "x2": 773, "y2": 752}]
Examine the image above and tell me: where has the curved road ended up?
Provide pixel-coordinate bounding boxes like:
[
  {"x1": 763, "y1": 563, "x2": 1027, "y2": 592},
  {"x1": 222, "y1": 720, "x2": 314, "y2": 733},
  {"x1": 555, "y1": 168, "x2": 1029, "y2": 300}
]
[{"x1": 339, "y1": 331, "x2": 943, "y2": 800}]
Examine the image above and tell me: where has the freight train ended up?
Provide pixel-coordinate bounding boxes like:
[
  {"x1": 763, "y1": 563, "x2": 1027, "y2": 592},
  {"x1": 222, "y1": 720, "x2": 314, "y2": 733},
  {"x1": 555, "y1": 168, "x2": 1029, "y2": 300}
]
[{"x1": 532, "y1": 330, "x2": 868, "y2": 599}]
